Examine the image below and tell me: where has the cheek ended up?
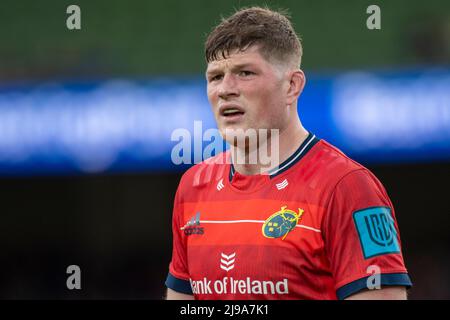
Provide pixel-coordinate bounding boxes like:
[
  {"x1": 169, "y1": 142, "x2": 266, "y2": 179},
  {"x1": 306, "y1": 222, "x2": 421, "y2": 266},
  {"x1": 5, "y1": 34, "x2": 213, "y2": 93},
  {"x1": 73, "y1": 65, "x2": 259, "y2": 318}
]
[
  {"x1": 207, "y1": 87, "x2": 218, "y2": 106},
  {"x1": 242, "y1": 82, "x2": 269, "y2": 108},
  {"x1": 253, "y1": 87, "x2": 285, "y2": 126},
  {"x1": 254, "y1": 85, "x2": 281, "y2": 113}
]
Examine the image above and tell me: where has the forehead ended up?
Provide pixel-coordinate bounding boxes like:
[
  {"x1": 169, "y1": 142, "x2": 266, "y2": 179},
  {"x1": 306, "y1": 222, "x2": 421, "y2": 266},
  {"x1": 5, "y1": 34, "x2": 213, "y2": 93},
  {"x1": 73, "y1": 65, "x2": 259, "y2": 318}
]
[{"x1": 206, "y1": 46, "x2": 271, "y2": 73}]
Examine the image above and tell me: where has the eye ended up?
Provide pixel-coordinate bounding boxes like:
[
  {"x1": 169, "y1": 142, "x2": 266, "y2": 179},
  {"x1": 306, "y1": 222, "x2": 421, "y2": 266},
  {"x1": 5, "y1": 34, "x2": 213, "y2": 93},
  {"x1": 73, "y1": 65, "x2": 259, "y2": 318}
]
[
  {"x1": 209, "y1": 74, "x2": 223, "y2": 82},
  {"x1": 239, "y1": 70, "x2": 254, "y2": 77}
]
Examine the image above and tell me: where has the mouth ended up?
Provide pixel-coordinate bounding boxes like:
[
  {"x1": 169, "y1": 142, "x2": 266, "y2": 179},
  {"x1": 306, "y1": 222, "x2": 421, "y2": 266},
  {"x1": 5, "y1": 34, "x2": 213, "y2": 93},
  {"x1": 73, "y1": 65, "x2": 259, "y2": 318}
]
[{"x1": 219, "y1": 105, "x2": 245, "y2": 120}]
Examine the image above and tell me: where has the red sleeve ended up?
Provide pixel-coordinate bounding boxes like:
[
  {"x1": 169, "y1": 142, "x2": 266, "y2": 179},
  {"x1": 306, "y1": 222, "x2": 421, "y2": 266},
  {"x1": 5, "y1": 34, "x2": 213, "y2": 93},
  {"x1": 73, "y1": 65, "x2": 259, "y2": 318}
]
[
  {"x1": 323, "y1": 169, "x2": 412, "y2": 299},
  {"x1": 165, "y1": 185, "x2": 192, "y2": 294}
]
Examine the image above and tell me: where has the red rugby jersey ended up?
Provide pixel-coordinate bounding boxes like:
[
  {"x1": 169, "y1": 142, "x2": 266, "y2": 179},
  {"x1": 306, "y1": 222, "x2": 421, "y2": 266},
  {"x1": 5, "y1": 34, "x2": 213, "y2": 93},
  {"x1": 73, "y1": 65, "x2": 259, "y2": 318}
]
[{"x1": 165, "y1": 133, "x2": 412, "y2": 299}]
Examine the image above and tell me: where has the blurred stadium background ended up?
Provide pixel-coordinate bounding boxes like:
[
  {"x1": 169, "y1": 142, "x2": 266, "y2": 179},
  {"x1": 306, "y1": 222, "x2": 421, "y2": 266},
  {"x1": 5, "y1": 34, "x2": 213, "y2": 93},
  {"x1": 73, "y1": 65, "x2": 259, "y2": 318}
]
[{"x1": 0, "y1": 0, "x2": 449, "y2": 299}]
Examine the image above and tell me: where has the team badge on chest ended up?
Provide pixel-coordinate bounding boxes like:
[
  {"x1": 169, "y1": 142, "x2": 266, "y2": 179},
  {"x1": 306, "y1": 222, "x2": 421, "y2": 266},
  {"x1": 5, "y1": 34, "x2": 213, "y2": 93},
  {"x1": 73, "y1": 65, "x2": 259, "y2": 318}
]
[{"x1": 262, "y1": 206, "x2": 304, "y2": 240}]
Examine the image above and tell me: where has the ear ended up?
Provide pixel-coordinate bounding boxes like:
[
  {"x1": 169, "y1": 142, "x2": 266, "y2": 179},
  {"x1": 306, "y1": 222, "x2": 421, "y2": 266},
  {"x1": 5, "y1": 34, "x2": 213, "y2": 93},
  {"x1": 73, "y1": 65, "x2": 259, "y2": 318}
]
[{"x1": 286, "y1": 69, "x2": 306, "y2": 106}]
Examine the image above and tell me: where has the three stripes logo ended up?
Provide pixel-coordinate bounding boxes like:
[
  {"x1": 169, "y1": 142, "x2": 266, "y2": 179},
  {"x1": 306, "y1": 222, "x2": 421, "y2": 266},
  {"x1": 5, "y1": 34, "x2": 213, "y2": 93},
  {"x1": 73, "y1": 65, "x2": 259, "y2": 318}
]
[
  {"x1": 180, "y1": 212, "x2": 204, "y2": 236},
  {"x1": 220, "y1": 252, "x2": 236, "y2": 272},
  {"x1": 216, "y1": 179, "x2": 225, "y2": 191},
  {"x1": 276, "y1": 179, "x2": 289, "y2": 190}
]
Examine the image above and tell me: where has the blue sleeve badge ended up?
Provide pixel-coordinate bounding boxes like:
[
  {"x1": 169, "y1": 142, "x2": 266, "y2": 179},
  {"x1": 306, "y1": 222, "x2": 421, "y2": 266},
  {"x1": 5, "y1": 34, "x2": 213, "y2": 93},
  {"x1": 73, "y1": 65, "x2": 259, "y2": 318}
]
[{"x1": 353, "y1": 206, "x2": 400, "y2": 259}]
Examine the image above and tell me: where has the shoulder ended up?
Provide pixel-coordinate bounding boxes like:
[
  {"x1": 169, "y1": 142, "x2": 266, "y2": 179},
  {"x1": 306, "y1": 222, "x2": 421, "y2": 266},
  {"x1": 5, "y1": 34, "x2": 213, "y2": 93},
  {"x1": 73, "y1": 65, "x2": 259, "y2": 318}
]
[
  {"x1": 308, "y1": 139, "x2": 378, "y2": 186},
  {"x1": 310, "y1": 141, "x2": 393, "y2": 216},
  {"x1": 295, "y1": 139, "x2": 387, "y2": 203},
  {"x1": 316, "y1": 139, "x2": 366, "y2": 172},
  {"x1": 322, "y1": 140, "x2": 385, "y2": 192}
]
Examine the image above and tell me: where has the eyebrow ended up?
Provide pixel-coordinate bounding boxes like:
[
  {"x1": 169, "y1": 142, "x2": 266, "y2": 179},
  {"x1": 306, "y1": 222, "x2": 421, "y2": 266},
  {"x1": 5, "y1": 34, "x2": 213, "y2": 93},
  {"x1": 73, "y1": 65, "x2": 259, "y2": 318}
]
[{"x1": 206, "y1": 63, "x2": 257, "y2": 76}]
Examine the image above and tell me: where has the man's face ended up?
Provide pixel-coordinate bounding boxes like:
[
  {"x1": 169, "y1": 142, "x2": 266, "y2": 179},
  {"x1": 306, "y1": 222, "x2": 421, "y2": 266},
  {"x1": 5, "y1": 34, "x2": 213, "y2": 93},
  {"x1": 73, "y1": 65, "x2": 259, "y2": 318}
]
[{"x1": 206, "y1": 46, "x2": 289, "y2": 143}]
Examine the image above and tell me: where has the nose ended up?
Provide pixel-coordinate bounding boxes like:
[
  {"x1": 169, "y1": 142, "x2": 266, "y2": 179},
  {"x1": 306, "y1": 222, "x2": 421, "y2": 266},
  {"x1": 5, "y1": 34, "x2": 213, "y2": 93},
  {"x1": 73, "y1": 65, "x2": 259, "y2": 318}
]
[{"x1": 218, "y1": 73, "x2": 239, "y2": 100}]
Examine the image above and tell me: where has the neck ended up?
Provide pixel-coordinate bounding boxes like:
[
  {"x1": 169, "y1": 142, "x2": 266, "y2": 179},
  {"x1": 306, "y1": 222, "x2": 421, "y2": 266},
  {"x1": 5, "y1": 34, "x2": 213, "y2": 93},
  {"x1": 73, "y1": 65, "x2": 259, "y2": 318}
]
[{"x1": 230, "y1": 120, "x2": 309, "y2": 176}]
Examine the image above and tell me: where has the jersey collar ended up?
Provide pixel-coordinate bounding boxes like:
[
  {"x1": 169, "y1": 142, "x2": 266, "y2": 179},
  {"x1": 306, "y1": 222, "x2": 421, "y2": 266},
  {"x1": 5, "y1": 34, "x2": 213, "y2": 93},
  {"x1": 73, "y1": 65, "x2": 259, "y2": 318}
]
[{"x1": 229, "y1": 132, "x2": 320, "y2": 182}]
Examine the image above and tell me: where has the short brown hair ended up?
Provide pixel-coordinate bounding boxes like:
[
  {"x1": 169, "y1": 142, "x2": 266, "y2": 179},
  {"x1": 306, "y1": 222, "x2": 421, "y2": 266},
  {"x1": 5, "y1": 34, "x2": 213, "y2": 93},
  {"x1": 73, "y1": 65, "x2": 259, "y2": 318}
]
[{"x1": 205, "y1": 6, "x2": 302, "y2": 68}]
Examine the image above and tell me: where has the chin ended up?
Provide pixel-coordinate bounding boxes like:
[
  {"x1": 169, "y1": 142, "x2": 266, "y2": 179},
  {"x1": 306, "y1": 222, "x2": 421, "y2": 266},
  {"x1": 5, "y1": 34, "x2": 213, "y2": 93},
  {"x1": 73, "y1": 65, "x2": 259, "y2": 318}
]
[{"x1": 220, "y1": 125, "x2": 255, "y2": 148}]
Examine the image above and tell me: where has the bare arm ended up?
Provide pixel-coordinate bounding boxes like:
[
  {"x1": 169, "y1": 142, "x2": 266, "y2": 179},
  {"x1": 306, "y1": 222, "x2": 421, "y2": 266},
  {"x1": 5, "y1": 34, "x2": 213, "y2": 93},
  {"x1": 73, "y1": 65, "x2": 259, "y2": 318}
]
[
  {"x1": 165, "y1": 288, "x2": 195, "y2": 300},
  {"x1": 345, "y1": 286, "x2": 407, "y2": 300}
]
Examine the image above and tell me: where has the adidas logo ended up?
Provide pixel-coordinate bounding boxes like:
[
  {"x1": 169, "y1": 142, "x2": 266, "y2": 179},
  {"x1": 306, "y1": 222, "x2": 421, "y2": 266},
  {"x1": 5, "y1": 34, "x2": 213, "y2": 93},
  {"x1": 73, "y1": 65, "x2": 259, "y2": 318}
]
[
  {"x1": 220, "y1": 252, "x2": 236, "y2": 272},
  {"x1": 276, "y1": 179, "x2": 289, "y2": 190},
  {"x1": 180, "y1": 212, "x2": 204, "y2": 236},
  {"x1": 216, "y1": 178, "x2": 224, "y2": 191}
]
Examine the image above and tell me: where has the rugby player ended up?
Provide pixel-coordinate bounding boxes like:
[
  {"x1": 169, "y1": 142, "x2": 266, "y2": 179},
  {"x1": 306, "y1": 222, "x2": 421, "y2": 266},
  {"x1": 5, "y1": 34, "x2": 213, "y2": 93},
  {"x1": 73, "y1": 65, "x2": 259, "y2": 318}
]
[{"x1": 165, "y1": 7, "x2": 412, "y2": 300}]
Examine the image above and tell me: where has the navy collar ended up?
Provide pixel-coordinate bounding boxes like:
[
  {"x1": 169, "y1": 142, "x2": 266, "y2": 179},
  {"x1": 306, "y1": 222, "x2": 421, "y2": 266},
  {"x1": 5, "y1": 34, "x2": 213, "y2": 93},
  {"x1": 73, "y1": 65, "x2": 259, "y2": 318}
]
[{"x1": 229, "y1": 132, "x2": 320, "y2": 181}]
